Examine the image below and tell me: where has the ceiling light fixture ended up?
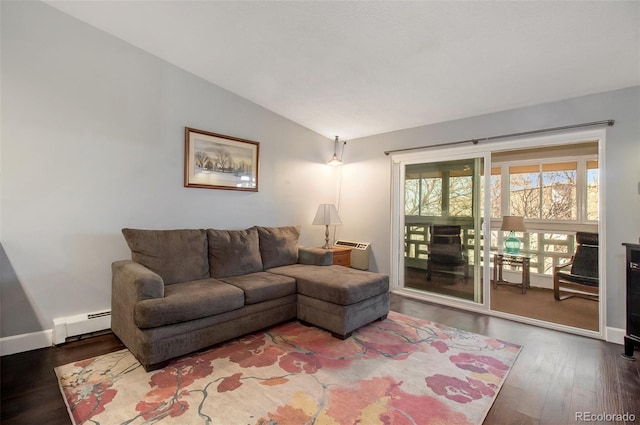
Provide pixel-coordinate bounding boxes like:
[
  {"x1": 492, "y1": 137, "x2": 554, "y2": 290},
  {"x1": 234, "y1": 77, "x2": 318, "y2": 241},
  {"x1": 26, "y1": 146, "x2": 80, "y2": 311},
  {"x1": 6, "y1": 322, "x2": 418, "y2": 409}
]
[{"x1": 327, "y1": 136, "x2": 344, "y2": 166}]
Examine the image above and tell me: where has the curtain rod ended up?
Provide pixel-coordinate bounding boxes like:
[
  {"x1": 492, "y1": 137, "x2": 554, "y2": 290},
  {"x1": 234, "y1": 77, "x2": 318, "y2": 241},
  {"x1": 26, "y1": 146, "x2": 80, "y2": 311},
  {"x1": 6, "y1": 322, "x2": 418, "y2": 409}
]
[{"x1": 383, "y1": 119, "x2": 614, "y2": 156}]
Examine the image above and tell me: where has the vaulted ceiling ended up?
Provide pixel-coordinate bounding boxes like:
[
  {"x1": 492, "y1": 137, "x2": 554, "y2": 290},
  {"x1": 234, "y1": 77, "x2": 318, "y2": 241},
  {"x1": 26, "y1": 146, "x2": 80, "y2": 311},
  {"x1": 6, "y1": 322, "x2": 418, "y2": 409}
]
[{"x1": 46, "y1": 1, "x2": 640, "y2": 140}]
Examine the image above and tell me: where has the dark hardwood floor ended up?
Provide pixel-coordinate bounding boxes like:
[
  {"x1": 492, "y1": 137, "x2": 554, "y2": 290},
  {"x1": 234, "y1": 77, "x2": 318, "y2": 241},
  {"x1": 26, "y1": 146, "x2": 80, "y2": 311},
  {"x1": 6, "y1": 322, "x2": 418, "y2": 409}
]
[
  {"x1": 1, "y1": 332, "x2": 125, "y2": 425},
  {"x1": 1, "y1": 294, "x2": 639, "y2": 425}
]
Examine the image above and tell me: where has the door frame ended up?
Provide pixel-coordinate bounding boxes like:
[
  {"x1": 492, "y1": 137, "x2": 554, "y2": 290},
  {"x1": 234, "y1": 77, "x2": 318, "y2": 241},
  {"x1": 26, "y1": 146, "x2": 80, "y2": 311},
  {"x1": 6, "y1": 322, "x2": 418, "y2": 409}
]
[
  {"x1": 390, "y1": 127, "x2": 606, "y2": 340},
  {"x1": 391, "y1": 147, "x2": 492, "y2": 309}
]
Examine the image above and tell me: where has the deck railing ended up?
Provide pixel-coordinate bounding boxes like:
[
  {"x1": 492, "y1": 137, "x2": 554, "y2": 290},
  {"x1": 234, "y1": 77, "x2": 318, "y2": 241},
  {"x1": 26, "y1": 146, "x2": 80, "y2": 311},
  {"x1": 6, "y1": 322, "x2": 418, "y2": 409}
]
[{"x1": 405, "y1": 224, "x2": 577, "y2": 275}]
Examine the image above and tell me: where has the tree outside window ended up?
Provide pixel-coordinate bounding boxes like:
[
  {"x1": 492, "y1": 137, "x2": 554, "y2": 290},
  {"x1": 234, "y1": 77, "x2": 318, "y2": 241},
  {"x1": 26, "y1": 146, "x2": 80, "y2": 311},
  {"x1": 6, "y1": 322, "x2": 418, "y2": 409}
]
[
  {"x1": 489, "y1": 168, "x2": 501, "y2": 219},
  {"x1": 508, "y1": 162, "x2": 577, "y2": 220},
  {"x1": 509, "y1": 164, "x2": 541, "y2": 219},
  {"x1": 404, "y1": 175, "x2": 443, "y2": 216},
  {"x1": 404, "y1": 166, "x2": 444, "y2": 217},
  {"x1": 449, "y1": 174, "x2": 472, "y2": 216},
  {"x1": 541, "y1": 162, "x2": 577, "y2": 220}
]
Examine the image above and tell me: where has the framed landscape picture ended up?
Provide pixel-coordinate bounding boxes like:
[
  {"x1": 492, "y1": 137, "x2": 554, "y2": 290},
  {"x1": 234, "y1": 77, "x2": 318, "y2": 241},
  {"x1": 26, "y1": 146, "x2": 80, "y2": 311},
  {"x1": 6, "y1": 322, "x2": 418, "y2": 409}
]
[{"x1": 184, "y1": 127, "x2": 259, "y2": 191}]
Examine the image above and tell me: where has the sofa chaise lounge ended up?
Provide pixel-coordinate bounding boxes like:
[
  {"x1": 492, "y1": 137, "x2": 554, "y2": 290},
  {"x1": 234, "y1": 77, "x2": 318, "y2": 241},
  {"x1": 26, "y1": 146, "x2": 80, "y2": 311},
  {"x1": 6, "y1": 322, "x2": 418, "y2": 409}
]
[{"x1": 112, "y1": 225, "x2": 389, "y2": 371}]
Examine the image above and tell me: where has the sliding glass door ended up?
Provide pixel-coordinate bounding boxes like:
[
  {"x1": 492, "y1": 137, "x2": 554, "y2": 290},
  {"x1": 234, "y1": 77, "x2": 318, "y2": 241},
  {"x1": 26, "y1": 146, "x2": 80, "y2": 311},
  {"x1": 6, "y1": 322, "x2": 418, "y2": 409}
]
[
  {"x1": 393, "y1": 151, "x2": 490, "y2": 305},
  {"x1": 390, "y1": 129, "x2": 605, "y2": 340}
]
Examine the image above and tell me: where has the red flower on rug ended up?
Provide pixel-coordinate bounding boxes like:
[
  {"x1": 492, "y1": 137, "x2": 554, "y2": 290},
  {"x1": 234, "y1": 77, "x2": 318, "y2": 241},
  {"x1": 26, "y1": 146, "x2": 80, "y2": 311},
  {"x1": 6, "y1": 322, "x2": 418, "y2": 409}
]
[
  {"x1": 217, "y1": 372, "x2": 243, "y2": 392},
  {"x1": 430, "y1": 340, "x2": 450, "y2": 353},
  {"x1": 261, "y1": 376, "x2": 473, "y2": 425},
  {"x1": 135, "y1": 354, "x2": 213, "y2": 420},
  {"x1": 67, "y1": 381, "x2": 117, "y2": 424},
  {"x1": 214, "y1": 332, "x2": 284, "y2": 368},
  {"x1": 425, "y1": 374, "x2": 496, "y2": 404},
  {"x1": 450, "y1": 352, "x2": 510, "y2": 378}
]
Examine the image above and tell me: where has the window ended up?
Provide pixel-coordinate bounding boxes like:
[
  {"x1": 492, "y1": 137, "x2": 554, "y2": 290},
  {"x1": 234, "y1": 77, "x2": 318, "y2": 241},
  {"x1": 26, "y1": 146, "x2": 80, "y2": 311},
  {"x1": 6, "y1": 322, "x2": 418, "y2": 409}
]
[
  {"x1": 404, "y1": 171, "x2": 442, "y2": 216},
  {"x1": 587, "y1": 160, "x2": 599, "y2": 221},
  {"x1": 489, "y1": 167, "x2": 501, "y2": 219},
  {"x1": 403, "y1": 151, "x2": 598, "y2": 276},
  {"x1": 449, "y1": 170, "x2": 473, "y2": 217},
  {"x1": 509, "y1": 164, "x2": 541, "y2": 219},
  {"x1": 405, "y1": 161, "x2": 474, "y2": 218},
  {"x1": 541, "y1": 162, "x2": 577, "y2": 220},
  {"x1": 494, "y1": 158, "x2": 594, "y2": 223},
  {"x1": 490, "y1": 153, "x2": 598, "y2": 275}
]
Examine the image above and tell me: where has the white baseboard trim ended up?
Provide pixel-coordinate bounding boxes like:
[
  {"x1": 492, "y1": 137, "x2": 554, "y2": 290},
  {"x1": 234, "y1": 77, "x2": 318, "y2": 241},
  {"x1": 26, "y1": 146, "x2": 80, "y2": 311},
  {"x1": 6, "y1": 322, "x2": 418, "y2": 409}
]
[
  {"x1": 0, "y1": 329, "x2": 52, "y2": 356},
  {"x1": 606, "y1": 327, "x2": 625, "y2": 345}
]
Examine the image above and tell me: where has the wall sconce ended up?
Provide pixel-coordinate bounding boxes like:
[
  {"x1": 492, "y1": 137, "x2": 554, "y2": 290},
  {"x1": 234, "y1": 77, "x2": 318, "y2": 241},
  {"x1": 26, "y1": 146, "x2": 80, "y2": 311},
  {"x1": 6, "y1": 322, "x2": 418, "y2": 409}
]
[
  {"x1": 312, "y1": 204, "x2": 342, "y2": 248},
  {"x1": 328, "y1": 136, "x2": 345, "y2": 166},
  {"x1": 501, "y1": 215, "x2": 527, "y2": 255}
]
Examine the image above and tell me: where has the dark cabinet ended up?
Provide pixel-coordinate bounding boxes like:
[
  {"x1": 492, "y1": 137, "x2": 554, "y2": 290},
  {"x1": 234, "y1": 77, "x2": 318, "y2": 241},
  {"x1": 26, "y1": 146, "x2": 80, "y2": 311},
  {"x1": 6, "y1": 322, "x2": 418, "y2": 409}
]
[{"x1": 623, "y1": 243, "x2": 640, "y2": 359}]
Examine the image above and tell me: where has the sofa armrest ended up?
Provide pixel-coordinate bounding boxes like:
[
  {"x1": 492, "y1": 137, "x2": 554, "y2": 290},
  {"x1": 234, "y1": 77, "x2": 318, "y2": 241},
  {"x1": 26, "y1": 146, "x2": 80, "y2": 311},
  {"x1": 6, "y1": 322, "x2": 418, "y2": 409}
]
[
  {"x1": 111, "y1": 260, "x2": 165, "y2": 362},
  {"x1": 298, "y1": 246, "x2": 332, "y2": 266},
  {"x1": 112, "y1": 260, "x2": 165, "y2": 301}
]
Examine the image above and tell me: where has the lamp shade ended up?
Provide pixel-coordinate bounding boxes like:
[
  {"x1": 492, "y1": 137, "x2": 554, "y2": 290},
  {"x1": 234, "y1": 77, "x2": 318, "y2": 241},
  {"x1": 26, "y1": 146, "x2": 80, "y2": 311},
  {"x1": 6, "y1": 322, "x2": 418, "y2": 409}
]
[
  {"x1": 312, "y1": 204, "x2": 342, "y2": 225},
  {"x1": 501, "y1": 215, "x2": 525, "y2": 255},
  {"x1": 501, "y1": 216, "x2": 526, "y2": 232},
  {"x1": 327, "y1": 153, "x2": 343, "y2": 166}
]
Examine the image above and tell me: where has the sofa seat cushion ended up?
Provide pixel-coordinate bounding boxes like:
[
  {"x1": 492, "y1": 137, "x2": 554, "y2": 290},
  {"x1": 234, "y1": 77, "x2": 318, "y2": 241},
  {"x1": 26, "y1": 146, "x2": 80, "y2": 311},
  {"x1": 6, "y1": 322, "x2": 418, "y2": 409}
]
[
  {"x1": 221, "y1": 272, "x2": 296, "y2": 305},
  {"x1": 267, "y1": 264, "x2": 389, "y2": 306},
  {"x1": 134, "y1": 279, "x2": 244, "y2": 329},
  {"x1": 122, "y1": 228, "x2": 209, "y2": 285}
]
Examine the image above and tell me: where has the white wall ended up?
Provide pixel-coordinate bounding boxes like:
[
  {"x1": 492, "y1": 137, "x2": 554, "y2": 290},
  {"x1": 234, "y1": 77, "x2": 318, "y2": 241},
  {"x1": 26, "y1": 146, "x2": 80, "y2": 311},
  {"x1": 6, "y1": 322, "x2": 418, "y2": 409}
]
[
  {"x1": 339, "y1": 86, "x2": 640, "y2": 330},
  {"x1": 0, "y1": 1, "x2": 339, "y2": 338}
]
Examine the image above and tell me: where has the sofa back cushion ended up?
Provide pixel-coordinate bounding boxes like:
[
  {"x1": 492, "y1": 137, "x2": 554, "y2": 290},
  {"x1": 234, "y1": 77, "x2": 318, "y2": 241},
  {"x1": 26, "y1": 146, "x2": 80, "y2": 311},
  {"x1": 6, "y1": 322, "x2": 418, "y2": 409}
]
[
  {"x1": 122, "y1": 228, "x2": 209, "y2": 285},
  {"x1": 257, "y1": 226, "x2": 300, "y2": 269},
  {"x1": 207, "y1": 227, "x2": 264, "y2": 278}
]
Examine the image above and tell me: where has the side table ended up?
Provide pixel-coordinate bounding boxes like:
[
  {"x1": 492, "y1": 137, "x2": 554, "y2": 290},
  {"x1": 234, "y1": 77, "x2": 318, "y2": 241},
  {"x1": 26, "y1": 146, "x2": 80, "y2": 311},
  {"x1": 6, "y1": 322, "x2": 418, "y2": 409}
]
[
  {"x1": 329, "y1": 246, "x2": 352, "y2": 267},
  {"x1": 493, "y1": 253, "x2": 531, "y2": 294}
]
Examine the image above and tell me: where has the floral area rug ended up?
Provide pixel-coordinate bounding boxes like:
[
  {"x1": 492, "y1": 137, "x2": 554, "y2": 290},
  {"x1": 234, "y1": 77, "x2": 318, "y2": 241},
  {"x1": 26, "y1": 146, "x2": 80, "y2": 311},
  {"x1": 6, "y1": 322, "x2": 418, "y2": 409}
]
[{"x1": 55, "y1": 311, "x2": 521, "y2": 425}]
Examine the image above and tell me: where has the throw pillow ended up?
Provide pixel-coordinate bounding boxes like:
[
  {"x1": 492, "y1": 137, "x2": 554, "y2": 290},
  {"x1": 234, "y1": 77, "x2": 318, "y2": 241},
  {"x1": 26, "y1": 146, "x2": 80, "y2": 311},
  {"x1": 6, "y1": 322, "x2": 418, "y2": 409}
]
[
  {"x1": 122, "y1": 228, "x2": 209, "y2": 285},
  {"x1": 207, "y1": 227, "x2": 264, "y2": 278},
  {"x1": 256, "y1": 225, "x2": 301, "y2": 269}
]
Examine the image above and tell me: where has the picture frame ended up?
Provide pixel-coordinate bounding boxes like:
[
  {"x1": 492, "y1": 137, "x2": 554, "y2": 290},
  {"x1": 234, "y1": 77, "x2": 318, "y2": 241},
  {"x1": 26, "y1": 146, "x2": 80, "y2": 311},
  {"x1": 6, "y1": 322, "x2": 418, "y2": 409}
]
[{"x1": 184, "y1": 127, "x2": 259, "y2": 191}]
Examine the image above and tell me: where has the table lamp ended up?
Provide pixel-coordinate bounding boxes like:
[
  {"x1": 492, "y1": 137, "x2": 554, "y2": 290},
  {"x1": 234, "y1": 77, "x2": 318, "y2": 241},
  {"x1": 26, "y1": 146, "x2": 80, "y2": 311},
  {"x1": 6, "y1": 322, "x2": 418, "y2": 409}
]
[
  {"x1": 501, "y1": 215, "x2": 526, "y2": 255},
  {"x1": 313, "y1": 204, "x2": 342, "y2": 249}
]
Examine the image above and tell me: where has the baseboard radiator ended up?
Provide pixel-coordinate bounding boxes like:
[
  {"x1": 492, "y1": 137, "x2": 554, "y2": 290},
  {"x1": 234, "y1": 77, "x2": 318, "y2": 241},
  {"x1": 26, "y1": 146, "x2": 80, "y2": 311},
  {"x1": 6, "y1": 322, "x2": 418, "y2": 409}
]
[{"x1": 52, "y1": 310, "x2": 111, "y2": 345}]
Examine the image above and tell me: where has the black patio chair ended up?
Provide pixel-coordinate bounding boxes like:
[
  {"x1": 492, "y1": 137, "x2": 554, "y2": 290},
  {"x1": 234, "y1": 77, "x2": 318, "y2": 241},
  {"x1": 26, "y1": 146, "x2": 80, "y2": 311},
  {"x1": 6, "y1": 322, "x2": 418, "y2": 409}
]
[
  {"x1": 426, "y1": 225, "x2": 468, "y2": 282},
  {"x1": 553, "y1": 232, "x2": 599, "y2": 301}
]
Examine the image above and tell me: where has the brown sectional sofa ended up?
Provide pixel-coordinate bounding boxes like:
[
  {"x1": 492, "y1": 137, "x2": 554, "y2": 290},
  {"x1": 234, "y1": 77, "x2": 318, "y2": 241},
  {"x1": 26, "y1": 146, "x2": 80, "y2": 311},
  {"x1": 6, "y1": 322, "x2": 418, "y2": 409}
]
[{"x1": 111, "y1": 225, "x2": 389, "y2": 371}]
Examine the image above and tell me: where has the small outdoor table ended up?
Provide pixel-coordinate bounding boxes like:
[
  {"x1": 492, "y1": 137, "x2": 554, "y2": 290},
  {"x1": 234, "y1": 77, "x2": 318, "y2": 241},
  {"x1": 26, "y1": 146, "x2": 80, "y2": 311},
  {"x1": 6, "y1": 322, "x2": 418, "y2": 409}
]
[{"x1": 493, "y1": 253, "x2": 531, "y2": 294}]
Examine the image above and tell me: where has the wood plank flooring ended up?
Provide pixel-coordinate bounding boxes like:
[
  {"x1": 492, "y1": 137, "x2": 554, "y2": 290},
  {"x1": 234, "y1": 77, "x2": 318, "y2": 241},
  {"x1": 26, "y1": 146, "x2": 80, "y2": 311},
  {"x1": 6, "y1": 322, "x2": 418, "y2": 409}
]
[{"x1": 1, "y1": 294, "x2": 638, "y2": 425}]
